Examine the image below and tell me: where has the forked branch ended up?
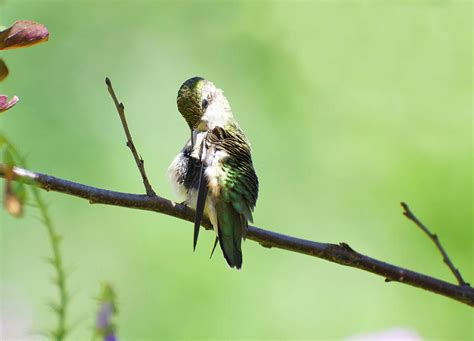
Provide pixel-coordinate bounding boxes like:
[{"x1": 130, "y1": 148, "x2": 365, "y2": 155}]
[
  {"x1": 2, "y1": 80, "x2": 472, "y2": 308},
  {"x1": 1, "y1": 164, "x2": 473, "y2": 307},
  {"x1": 401, "y1": 202, "x2": 469, "y2": 287}
]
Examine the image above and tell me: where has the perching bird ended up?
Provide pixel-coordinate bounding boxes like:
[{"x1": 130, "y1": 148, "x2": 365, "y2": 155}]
[{"x1": 168, "y1": 77, "x2": 258, "y2": 269}]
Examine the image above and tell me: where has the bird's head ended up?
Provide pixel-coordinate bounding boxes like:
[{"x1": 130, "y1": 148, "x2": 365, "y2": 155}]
[{"x1": 177, "y1": 77, "x2": 232, "y2": 136}]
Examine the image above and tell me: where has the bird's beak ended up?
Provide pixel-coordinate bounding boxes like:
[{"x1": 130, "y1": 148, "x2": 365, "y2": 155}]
[{"x1": 191, "y1": 129, "x2": 198, "y2": 149}]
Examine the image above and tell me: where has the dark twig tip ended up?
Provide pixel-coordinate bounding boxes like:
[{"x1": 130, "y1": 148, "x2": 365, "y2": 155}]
[
  {"x1": 401, "y1": 202, "x2": 468, "y2": 287},
  {"x1": 400, "y1": 202, "x2": 411, "y2": 215},
  {"x1": 105, "y1": 77, "x2": 111, "y2": 86}
]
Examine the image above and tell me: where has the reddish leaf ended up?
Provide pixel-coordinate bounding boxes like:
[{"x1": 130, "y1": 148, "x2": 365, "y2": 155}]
[
  {"x1": 5, "y1": 190, "x2": 23, "y2": 217},
  {"x1": 3, "y1": 165, "x2": 23, "y2": 217},
  {"x1": 0, "y1": 59, "x2": 8, "y2": 81},
  {"x1": 0, "y1": 95, "x2": 19, "y2": 113},
  {"x1": 0, "y1": 20, "x2": 49, "y2": 50}
]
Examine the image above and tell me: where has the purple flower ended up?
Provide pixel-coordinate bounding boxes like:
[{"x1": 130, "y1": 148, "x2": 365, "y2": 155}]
[
  {"x1": 104, "y1": 333, "x2": 117, "y2": 341},
  {"x1": 95, "y1": 284, "x2": 118, "y2": 341},
  {"x1": 96, "y1": 302, "x2": 113, "y2": 330}
]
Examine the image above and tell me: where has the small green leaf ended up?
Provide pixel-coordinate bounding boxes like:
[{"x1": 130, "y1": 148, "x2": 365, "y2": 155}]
[
  {"x1": 0, "y1": 134, "x2": 7, "y2": 148},
  {"x1": 14, "y1": 181, "x2": 28, "y2": 202},
  {"x1": 3, "y1": 145, "x2": 14, "y2": 166}
]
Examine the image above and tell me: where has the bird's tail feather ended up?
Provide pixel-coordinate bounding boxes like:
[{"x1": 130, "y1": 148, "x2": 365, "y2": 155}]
[{"x1": 216, "y1": 201, "x2": 244, "y2": 269}]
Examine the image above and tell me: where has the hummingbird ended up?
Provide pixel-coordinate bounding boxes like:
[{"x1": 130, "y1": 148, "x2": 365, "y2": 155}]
[{"x1": 168, "y1": 77, "x2": 259, "y2": 269}]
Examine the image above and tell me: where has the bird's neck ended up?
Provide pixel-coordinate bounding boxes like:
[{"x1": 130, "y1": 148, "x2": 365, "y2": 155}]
[{"x1": 201, "y1": 101, "x2": 235, "y2": 130}]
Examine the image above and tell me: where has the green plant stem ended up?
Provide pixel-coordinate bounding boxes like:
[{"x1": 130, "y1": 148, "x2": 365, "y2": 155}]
[
  {"x1": 5, "y1": 143, "x2": 68, "y2": 340},
  {"x1": 31, "y1": 185, "x2": 68, "y2": 340}
]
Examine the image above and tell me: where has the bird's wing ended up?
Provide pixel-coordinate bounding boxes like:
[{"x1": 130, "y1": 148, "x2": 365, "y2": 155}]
[
  {"x1": 207, "y1": 126, "x2": 258, "y2": 216},
  {"x1": 205, "y1": 126, "x2": 259, "y2": 268}
]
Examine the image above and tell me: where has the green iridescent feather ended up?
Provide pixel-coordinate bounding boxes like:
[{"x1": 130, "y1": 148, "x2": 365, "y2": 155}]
[{"x1": 207, "y1": 126, "x2": 258, "y2": 268}]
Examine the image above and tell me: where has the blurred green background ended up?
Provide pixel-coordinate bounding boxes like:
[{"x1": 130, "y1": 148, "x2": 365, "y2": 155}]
[{"x1": 1, "y1": 0, "x2": 472, "y2": 340}]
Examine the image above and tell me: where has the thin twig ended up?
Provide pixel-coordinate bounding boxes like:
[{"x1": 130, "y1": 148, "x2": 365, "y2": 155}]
[
  {"x1": 401, "y1": 202, "x2": 469, "y2": 287},
  {"x1": 105, "y1": 77, "x2": 156, "y2": 196},
  {"x1": 1, "y1": 164, "x2": 473, "y2": 307}
]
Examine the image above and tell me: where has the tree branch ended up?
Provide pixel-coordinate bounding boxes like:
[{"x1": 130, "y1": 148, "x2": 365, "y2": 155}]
[
  {"x1": 1, "y1": 164, "x2": 473, "y2": 307},
  {"x1": 105, "y1": 77, "x2": 156, "y2": 196},
  {"x1": 401, "y1": 202, "x2": 469, "y2": 287}
]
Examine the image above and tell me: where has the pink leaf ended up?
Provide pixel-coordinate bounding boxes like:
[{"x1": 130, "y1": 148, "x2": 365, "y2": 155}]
[
  {"x1": 0, "y1": 95, "x2": 19, "y2": 113},
  {"x1": 0, "y1": 20, "x2": 49, "y2": 50}
]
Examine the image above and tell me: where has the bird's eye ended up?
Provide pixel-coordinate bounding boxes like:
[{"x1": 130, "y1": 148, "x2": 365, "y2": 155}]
[{"x1": 202, "y1": 98, "x2": 209, "y2": 110}]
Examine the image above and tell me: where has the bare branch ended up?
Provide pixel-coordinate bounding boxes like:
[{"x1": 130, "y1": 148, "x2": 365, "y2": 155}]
[
  {"x1": 401, "y1": 202, "x2": 469, "y2": 287},
  {"x1": 105, "y1": 77, "x2": 156, "y2": 196},
  {"x1": 1, "y1": 164, "x2": 473, "y2": 307}
]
